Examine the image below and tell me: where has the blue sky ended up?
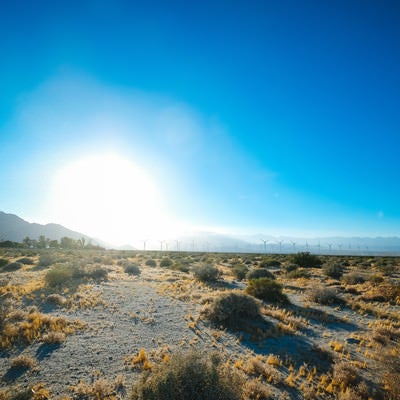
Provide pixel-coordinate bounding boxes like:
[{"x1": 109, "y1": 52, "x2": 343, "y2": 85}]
[{"x1": 1, "y1": 0, "x2": 399, "y2": 243}]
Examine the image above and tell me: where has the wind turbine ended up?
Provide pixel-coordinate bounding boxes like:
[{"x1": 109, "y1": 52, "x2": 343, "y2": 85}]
[
  {"x1": 317, "y1": 241, "x2": 321, "y2": 254},
  {"x1": 291, "y1": 241, "x2": 296, "y2": 253},
  {"x1": 159, "y1": 240, "x2": 165, "y2": 252},
  {"x1": 142, "y1": 239, "x2": 148, "y2": 252},
  {"x1": 176, "y1": 240, "x2": 180, "y2": 252},
  {"x1": 327, "y1": 243, "x2": 332, "y2": 253},
  {"x1": 278, "y1": 240, "x2": 283, "y2": 253},
  {"x1": 261, "y1": 239, "x2": 268, "y2": 254}
]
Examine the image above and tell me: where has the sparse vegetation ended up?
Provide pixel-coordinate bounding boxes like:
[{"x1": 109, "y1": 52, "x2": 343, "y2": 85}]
[
  {"x1": 125, "y1": 263, "x2": 141, "y2": 275},
  {"x1": 246, "y1": 268, "x2": 275, "y2": 280},
  {"x1": 130, "y1": 350, "x2": 243, "y2": 400},
  {"x1": 203, "y1": 292, "x2": 260, "y2": 329},
  {"x1": 323, "y1": 263, "x2": 344, "y2": 279},
  {"x1": 245, "y1": 278, "x2": 288, "y2": 304},
  {"x1": 0, "y1": 246, "x2": 398, "y2": 398},
  {"x1": 193, "y1": 264, "x2": 220, "y2": 283},
  {"x1": 291, "y1": 252, "x2": 322, "y2": 268},
  {"x1": 308, "y1": 286, "x2": 343, "y2": 305}
]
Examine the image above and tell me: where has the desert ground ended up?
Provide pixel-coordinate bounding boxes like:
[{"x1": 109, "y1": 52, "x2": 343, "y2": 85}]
[{"x1": 0, "y1": 248, "x2": 399, "y2": 399}]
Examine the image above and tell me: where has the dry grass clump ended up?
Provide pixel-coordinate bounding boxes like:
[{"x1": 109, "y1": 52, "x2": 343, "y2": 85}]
[
  {"x1": 10, "y1": 354, "x2": 37, "y2": 369},
  {"x1": 202, "y1": 292, "x2": 261, "y2": 330},
  {"x1": 242, "y1": 378, "x2": 272, "y2": 399},
  {"x1": 1, "y1": 309, "x2": 81, "y2": 348},
  {"x1": 46, "y1": 293, "x2": 67, "y2": 306},
  {"x1": 308, "y1": 286, "x2": 343, "y2": 305},
  {"x1": 130, "y1": 350, "x2": 243, "y2": 400},
  {"x1": 342, "y1": 273, "x2": 365, "y2": 285},
  {"x1": 70, "y1": 378, "x2": 115, "y2": 399},
  {"x1": 332, "y1": 361, "x2": 360, "y2": 388},
  {"x1": 42, "y1": 331, "x2": 66, "y2": 344}
]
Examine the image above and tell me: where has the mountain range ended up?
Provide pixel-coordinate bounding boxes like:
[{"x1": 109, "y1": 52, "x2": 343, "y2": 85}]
[
  {"x1": 0, "y1": 211, "x2": 94, "y2": 244},
  {"x1": 1, "y1": 211, "x2": 399, "y2": 255}
]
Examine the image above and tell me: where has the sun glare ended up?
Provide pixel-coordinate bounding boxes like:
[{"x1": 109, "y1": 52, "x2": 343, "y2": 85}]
[{"x1": 48, "y1": 154, "x2": 174, "y2": 245}]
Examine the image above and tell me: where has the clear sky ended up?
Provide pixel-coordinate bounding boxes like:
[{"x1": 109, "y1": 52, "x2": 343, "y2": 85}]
[{"x1": 1, "y1": 0, "x2": 399, "y2": 245}]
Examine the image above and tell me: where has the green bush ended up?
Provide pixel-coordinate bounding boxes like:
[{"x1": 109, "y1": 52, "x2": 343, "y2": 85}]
[
  {"x1": 85, "y1": 267, "x2": 108, "y2": 281},
  {"x1": 245, "y1": 278, "x2": 288, "y2": 304},
  {"x1": 193, "y1": 264, "x2": 220, "y2": 283},
  {"x1": 16, "y1": 257, "x2": 35, "y2": 265},
  {"x1": 342, "y1": 273, "x2": 365, "y2": 285},
  {"x1": 130, "y1": 350, "x2": 242, "y2": 400},
  {"x1": 125, "y1": 264, "x2": 141, "y2": 275},
  {"x1": 38, "y1": 254, "x2": 54, "y2": 267},
  {"x1": 284, "y1": 263, "x2": 298, "y2": 273},
  {"x1": 145, "y1": 258, "x2": 157, "y2": 268},
  {"x1": 291, "y1": 252, "x2": 322, "y2": 268},
  {"x1": 160, "y1": 257, "x2": 173, "y2": 268},
  {"x1": 231, "y1": 264, "x2": 248, "y2": 281},
  {"x1": 260, "y1": 259, "x2": 281, "y2": 268},
  {"x1": 0, "y1": 258, "x2": 8, "y2": 268},
  {"x1": 246, "y1": 268, "x2": 275, "y2": 280},
  {"x1": 323, "y1": 263, "x2": 344, "y2": 279},
  {"x1": 1, "y1": 262, "x2": 23, "y2": 272},
  {"x1": 45, "y1": 264, "x2": 74, "y2": 287},
  {"x1": 204, "y1": 292, "x2": 260, "y2": 329},
  {"x1": 286, "y1": 268, "x2": 311, "y2": 279}
]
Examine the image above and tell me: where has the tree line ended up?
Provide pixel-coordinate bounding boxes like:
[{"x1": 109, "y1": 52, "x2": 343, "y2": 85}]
[{"x1": 0, "y1": 235, "x2": 104, "y2": 250}]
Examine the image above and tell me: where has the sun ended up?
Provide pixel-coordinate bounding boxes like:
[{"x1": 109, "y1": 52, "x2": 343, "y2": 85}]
[{"x1": 48, "y1": 153, "x2": 173, "y2": 245}]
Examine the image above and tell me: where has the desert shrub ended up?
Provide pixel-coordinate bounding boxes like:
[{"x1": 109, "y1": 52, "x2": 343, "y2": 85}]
[
  {"x1": 42, "y1": 331, "x2": 66, "y2": 344},
  {"x1": 0, "y1": 258, "x2": 8, "y2": 268},
  {"x1": 46, "y1": 294, "x2": 67, "y2": 306},
  {"x1": 125, "y1": 264, "x2": 141, "y2": 276},
  {"x1": 171, "y1": 262, "x2": 190, "y2": 273},
  {"x1": 246, "y1": 268, "x2": 275, "y2": 280},
  {"x1": 130, "y1": 350, "x2": 242, "y2": 400},
  {"x1": 86, "y1": 267, "x2": 108, "y2": 281},
  {"x1": 284, "y1": 263, "x2": 298, "y2": 273},
  {"x1": 308, "y1": 287, "x2": 343, "y2": 305},
  {"x1": 193, "y1": 264, "x2": 220, "y2": 283},
  {"x1": 145, "y1": 259, "x2": 157, "y2": 268},
  {"x1": 159, "y1": 257, "x2": 173, "y2": 268},
  {"x1": 16, "y1": 257, "x2": 34, "y2": 265},
  {"x1": 323, "y1": 263, "x2": 344, "y2": 279},
  {"x1": 367, "y1": 273, "x2": 384, "y2": 284},
  {"x1": 286, "y1": 268, "x2": 310, "y2": 279},
  {"x1": 377, "y1": 263, "x2": 397, "y2": 276},
  {"x1": 204, "y1": 292, "x2": 260, "y2": 329},
  {"x1": 231, "y1": 264, "x2": 248, "y2": 281},
  {"x1": 332, "y1": 361, "x2": 360, "y2": 388},
  {"x1": 38, "y1": 254, "x2": 54, "y2": 267},
  {"x1": 1, "y1": 262, "x2": 23, "y2": 272},
  {"x1": 291, "y1": 252, "x2": 322, "y2": 268},
  {"x1": 245, "y1": 278, "x2": 288, "y2": 304},
  {"x1": 382, "y1": 347, "x2": 400, "y2": 400},
  {"x1": 45, "y1": 264, "x2": 74, "y2": 287},
  {"x1": 342, "y1": 273, "x2": 365, "y2": 285},
  {"x1": 260, "y1": 259, "x2": 281, "y2": 268},
  {"x1": 10, "y1": 355, "x2": 37, "y2": 369}
]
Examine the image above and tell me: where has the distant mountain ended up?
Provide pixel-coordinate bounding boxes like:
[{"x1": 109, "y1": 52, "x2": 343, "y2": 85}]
[
  {"x1": 1, "y1": 211, "x2": 399, "y2": 255},
  {"x1": 0, "y1": 211, "x2": 94, "y2": 244}
]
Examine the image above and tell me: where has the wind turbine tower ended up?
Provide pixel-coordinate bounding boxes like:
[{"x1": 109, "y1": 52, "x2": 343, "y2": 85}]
[{"x1": 261, "y1": 239, "x2": 268, "y2": 254}]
